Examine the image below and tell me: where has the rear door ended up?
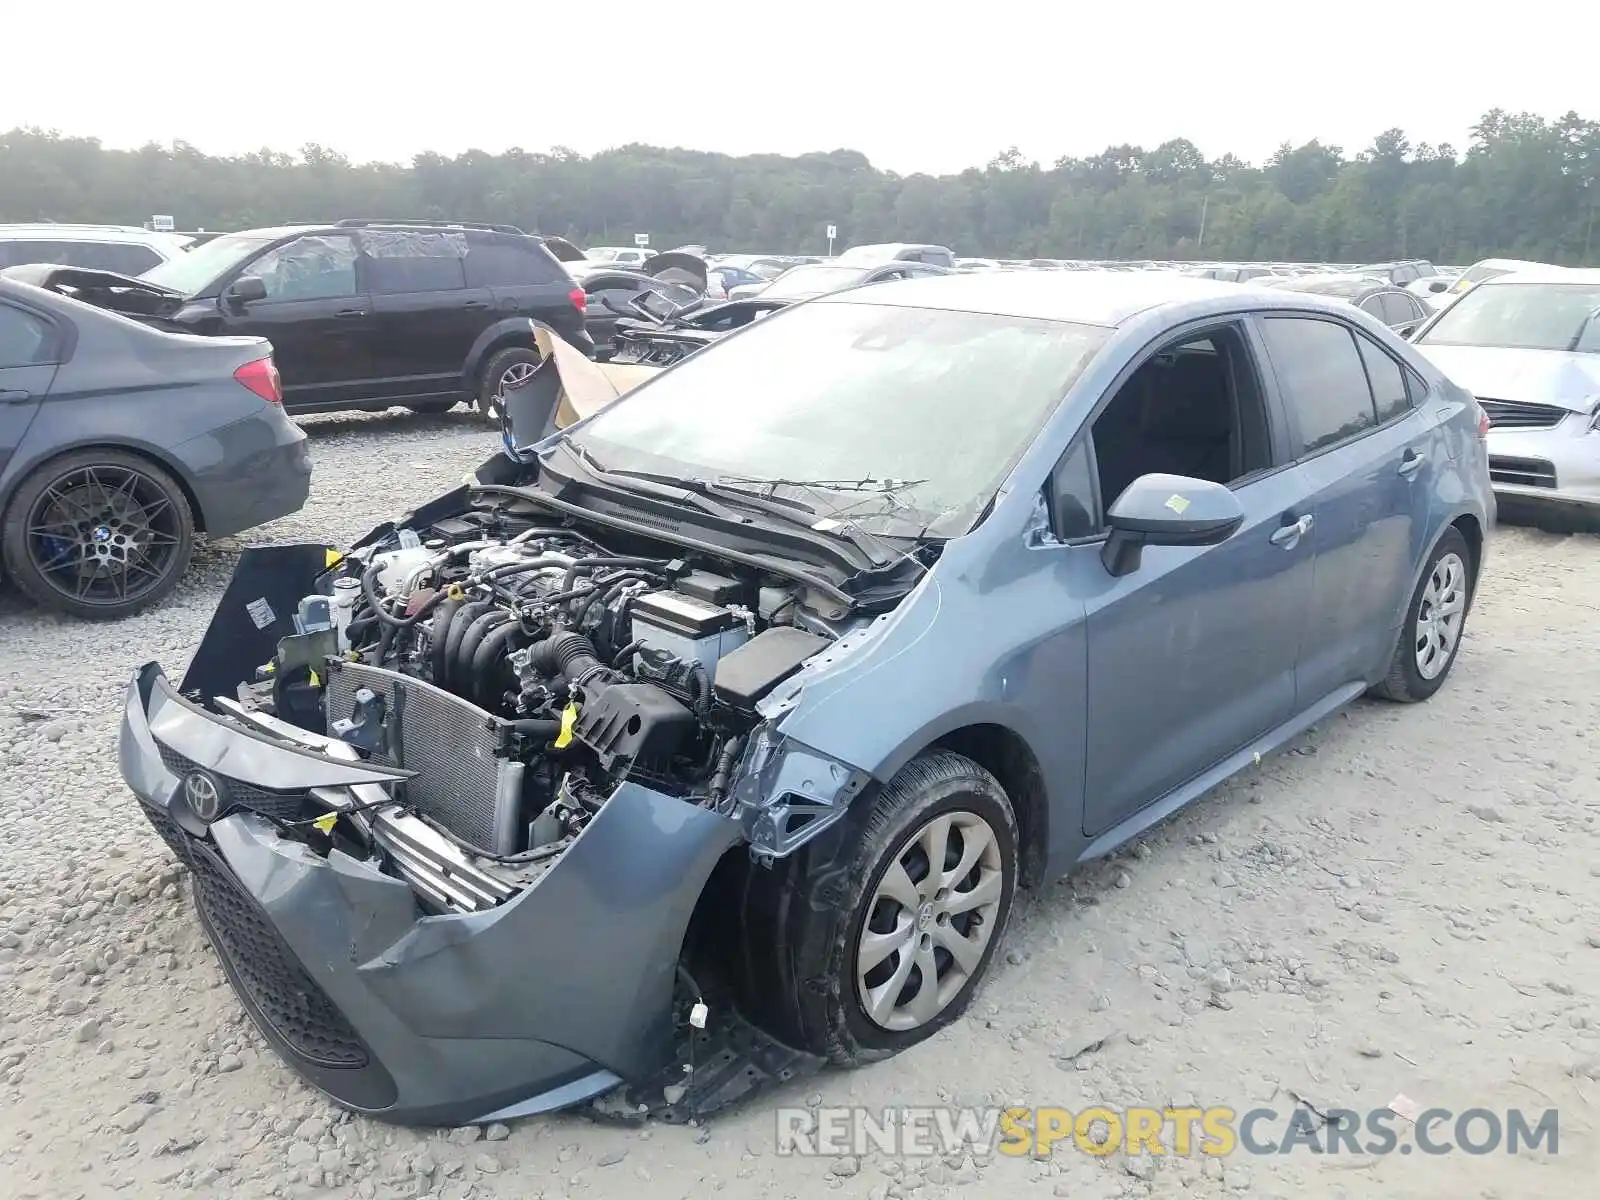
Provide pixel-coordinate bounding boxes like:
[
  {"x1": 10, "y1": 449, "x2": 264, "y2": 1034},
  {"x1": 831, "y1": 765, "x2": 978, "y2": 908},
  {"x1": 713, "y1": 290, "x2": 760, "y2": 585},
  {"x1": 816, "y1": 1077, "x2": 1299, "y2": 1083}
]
[
  {"x1": 1254, "y1": 314, "x2": 1438, "y2": 702},
  {"x1": 361, "y1": 229, "x2": 483, "y2": 403},
  {"x1": 212, "y1": 232, "x2": 374, "y2": 411},
  {"x1": 0, "y1": 297, "x2": 61, "y2": 486},
  {"x1": 464, "y1": 233, "x2": 586, "y2": 343}
]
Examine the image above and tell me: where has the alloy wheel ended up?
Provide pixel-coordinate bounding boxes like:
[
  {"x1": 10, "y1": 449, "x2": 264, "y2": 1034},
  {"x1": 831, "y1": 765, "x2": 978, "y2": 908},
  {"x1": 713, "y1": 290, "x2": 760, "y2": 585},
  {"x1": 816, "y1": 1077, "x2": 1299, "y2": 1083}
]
[
  {"x1": 486, "y1": 361, "x2": 538, "y2": 420},
  {"x1": 855, "y1": 810, "x2": 1005, "y2": 1032},
  {"x1": 23, "y1": 463, "x2": 185, "y2": 609},
  {"x1": 1415, "y1": 551, "x2": 1467, "y2": 679}
]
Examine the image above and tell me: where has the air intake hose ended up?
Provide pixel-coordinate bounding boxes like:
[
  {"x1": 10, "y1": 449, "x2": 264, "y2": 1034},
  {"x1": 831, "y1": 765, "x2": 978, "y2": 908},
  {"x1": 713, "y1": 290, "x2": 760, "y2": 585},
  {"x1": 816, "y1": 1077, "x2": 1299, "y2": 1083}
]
[{"x1": 527, "y1": 630, "x2": 606, "y2": 688}]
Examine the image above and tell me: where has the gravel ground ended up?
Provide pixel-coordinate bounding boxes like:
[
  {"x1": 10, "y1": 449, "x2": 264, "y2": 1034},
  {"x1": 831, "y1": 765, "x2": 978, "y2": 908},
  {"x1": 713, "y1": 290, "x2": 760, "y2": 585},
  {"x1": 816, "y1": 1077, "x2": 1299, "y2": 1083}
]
[{"x1": 1, "y1": 410, "x2": 1597, "y2": 1199}]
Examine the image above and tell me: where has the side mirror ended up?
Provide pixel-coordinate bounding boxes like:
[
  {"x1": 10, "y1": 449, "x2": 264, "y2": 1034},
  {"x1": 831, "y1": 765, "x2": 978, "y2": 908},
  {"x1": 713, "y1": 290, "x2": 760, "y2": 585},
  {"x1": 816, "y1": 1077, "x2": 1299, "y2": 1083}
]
[
  {"x1": 225, "y1": 276, "x2": 268, "y2": 308},
  {"x1": 1397, "y1": 324, "x2": 1418, "y2": 339},
  {"x1": 1100, "y1": 473, "x2": 1245, "y2": 577}
]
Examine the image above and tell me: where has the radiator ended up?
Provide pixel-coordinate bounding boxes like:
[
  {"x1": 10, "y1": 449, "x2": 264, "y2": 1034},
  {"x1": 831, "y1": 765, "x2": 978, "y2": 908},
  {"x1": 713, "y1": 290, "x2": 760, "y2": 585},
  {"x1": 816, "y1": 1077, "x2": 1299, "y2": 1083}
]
[{"x1": 323, "y1": 660, "x2": 522, "y2": 854}]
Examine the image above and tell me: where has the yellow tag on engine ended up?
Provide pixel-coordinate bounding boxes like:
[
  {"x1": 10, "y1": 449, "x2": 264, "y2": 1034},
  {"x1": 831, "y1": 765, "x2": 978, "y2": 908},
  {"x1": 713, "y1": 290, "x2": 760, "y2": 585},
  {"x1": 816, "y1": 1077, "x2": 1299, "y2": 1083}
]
[
  {"x1": 325, "y1": 548, "x2": 344, "y2": 568},
  {"x1": 308, "y1": 669, "x2": 321, "y2": 688},
  {"x1": 554, "y1": 702, "x2": 579, "y2": 749},
  {"x1": 312, "y1": 812, "x2": 337, "y2": 835}
]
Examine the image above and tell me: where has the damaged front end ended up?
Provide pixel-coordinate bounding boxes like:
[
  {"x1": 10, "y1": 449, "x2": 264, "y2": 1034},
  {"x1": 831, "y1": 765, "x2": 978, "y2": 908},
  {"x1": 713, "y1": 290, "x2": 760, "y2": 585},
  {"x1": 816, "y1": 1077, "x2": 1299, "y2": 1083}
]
[{"x1": 119, "y1": 489, "x2": 880, "y2": 1124}]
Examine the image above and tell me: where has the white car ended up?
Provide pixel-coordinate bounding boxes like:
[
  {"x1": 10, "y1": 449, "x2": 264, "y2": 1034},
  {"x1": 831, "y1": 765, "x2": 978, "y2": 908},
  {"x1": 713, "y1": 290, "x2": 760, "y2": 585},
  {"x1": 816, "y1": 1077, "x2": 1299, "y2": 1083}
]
[
  {"x1": 0, "y1": 224, "x2": 194, "y2": 276},
  {"x1": 584, "y1": 246, "x2": 654, "y2": 268},
  {"x1": 1410, "y1": 267, "x2": 1600, "y2": 522}
]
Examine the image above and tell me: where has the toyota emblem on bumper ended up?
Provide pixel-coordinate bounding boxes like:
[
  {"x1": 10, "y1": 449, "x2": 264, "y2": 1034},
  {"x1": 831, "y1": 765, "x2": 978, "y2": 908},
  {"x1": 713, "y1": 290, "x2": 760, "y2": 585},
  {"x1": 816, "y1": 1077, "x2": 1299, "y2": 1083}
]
[{"x1": 182, "y1": 770, "x2": 223, "y2": 822}]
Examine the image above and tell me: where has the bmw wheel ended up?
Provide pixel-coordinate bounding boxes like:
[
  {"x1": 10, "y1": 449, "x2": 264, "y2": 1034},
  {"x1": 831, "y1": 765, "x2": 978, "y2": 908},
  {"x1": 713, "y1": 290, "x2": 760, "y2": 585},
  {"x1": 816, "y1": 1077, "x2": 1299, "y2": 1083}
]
[
  {"x1": 742, "y1": 750, "x2": 1018, "y2": 1064},
  {"x1": 1, "y1": 448, "x2": 195, "y2": 620}
]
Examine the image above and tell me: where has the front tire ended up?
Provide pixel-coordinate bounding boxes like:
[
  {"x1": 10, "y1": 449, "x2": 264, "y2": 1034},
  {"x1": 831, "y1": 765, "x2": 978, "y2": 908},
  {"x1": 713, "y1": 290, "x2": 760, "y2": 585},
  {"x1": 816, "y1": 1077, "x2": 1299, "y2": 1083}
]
[
  {"x1": 1, "y1": 448, "x2": 195, "y2": 619},
  {"x1": 743, "y1": 750, "x2": 1018, "y2": 1066},
  {"x1": 1371, "y1": 526, "x2": 1473, "y2": 702}
]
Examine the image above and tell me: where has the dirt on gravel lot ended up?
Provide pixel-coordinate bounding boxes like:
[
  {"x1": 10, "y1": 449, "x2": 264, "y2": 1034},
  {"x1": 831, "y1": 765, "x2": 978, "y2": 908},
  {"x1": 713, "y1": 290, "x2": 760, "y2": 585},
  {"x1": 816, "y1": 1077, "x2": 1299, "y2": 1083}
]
[{"x1": 1, "y1": 411, "x2": 1597, "y2": 1200}]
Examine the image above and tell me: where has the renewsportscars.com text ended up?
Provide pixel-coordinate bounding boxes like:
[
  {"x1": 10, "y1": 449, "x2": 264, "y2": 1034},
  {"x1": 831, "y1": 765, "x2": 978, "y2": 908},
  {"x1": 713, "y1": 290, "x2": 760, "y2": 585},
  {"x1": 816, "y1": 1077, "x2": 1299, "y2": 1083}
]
[{"x1": 775, "y1": 1105, "x2": 1560, "y2": 1158}]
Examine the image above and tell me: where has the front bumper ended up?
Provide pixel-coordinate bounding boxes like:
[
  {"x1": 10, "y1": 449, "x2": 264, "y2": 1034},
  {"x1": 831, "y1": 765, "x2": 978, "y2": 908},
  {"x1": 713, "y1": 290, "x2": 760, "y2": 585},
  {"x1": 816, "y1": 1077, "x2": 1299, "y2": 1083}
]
[
  {"x1": 1486, "y1": 421, "x2": 1600, "y2": 515},
  {"x1": 119, "y1": 664, "x2": 742, "y2": 1126}
]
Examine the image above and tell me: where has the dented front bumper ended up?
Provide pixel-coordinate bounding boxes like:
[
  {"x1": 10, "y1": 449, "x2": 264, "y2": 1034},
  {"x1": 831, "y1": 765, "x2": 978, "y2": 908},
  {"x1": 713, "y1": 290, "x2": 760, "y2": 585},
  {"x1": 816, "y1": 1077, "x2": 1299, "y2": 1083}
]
[{"x1": 118, "y1": 665, "x2": 742, "y2": 1126}]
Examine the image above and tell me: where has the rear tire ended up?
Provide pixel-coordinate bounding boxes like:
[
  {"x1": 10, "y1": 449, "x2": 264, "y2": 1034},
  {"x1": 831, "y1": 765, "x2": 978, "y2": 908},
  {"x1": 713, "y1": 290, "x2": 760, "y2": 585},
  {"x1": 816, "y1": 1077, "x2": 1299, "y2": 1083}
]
[
  {"x1": 740, "y1": 751, "x2": 1018, "y2": 1066},
  {"x1": 1, "y1": 448, "x2": 195, "y2": 620},
  {"x1": 476, "y1": 347, "x2": 542, "y2": 424},
  {"x1": 1370, "y1": 526, "x2": 1473, "y2": 702}
]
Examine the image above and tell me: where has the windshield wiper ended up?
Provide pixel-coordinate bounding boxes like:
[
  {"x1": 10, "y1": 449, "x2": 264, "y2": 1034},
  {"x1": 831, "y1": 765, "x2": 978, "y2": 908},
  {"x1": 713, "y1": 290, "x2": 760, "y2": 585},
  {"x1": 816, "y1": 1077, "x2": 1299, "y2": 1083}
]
[
  {"x1": 602, "y1": 468, "x2": 909, "y2": 565},
  {"x1": 714, "y1": 474, "x2": 929, "y2": 500},
  {"x1": 1567, "y1": 306, "x2": 1600, "y2": 352},
  {"x1": 543, "y1": 440, "x2": 909, "y2": 569}
]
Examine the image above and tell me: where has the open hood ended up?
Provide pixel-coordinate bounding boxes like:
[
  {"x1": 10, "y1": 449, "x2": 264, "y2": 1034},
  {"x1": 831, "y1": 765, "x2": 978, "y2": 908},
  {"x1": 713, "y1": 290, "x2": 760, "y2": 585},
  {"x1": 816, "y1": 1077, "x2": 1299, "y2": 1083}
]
[
  {"x1": 0, "y1": 264, "x2": 187, "y2": 319},
  {"x1": 642, "y1": 251, "x2": 708, "y2": 292},
  {"x1": 500, "y1": 324, "x2": 661, "y2": 449}
]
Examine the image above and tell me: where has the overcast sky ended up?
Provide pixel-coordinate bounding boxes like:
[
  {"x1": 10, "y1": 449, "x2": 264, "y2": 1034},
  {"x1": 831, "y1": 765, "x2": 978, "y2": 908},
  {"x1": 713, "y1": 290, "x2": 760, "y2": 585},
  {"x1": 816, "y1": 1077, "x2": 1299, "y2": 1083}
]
[{"x1": 4, "y1": 1, "x2": 1590, "y2": 175}]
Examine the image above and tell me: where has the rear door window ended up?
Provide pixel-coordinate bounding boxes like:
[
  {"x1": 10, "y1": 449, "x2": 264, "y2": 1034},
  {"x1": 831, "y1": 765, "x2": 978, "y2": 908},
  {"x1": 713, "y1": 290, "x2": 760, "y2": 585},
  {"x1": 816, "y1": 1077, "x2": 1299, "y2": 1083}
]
[
  {"x1": 0, "y1": 302, "x2": 53, "y2": 367},
  {"x1": 84, "y1": 243, "x2": 163, "y2": 276},
  {"x1": 1380, "y1": 292, "x2": 1422, "y2": 326},
  {"x1": 1259, "y1": 316, "x2": 1378, "y2": 457},
  {"x1": 362, "y1": 230, "x2": 467, "y2": 294}
]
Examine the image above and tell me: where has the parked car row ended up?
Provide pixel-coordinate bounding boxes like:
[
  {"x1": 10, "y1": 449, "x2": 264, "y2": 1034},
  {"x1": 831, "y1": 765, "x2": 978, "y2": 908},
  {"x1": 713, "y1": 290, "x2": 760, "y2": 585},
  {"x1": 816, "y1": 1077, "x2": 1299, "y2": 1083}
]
[{"x1": 0, "y1": 216, "x2": 1593, "y2": 620}]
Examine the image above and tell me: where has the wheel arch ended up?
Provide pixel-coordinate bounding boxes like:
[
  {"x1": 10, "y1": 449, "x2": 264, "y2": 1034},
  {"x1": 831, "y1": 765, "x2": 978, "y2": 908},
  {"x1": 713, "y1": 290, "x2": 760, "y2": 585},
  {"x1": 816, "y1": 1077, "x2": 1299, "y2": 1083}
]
[
  {"x1": 1, "y1": 439, "x2": 207, "y2": 533},
  {"x1": 1391, "y1": 510, "x2": 1482, "y2": 631},
  {"x1": 462, "y1": 319, "x2": 544, "y2": 393},
  {"x1": 1450, "y1": 512, "x2": 1485, "y2": 605},
  {"x1": 924, "y1": 723, "x2": 1050, "y2": 888}
]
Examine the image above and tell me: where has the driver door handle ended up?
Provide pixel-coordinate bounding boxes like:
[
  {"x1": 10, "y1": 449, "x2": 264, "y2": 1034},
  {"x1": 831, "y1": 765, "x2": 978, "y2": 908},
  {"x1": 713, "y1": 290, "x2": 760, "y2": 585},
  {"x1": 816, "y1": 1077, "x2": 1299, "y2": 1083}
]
[
  {"x1": 1398, "y1": 448, "x2": 1425, "y2": 477},
  {"x1": 1270, "y1": 514, "x2": 1314, "y2": 547},
  {"x1": 333, "y1": 307, "x2": 366, "y2": 319},
  {"x1": 0, "y1": 389, "x2": 31, "y2": 404}
]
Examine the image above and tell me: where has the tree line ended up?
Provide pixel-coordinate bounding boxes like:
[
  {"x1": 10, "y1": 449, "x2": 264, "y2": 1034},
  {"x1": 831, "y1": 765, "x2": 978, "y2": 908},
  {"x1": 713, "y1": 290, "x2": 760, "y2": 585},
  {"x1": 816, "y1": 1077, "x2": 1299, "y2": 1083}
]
[{"x1": 1, "y1": 109, "x2": 1597, "y2": 266}]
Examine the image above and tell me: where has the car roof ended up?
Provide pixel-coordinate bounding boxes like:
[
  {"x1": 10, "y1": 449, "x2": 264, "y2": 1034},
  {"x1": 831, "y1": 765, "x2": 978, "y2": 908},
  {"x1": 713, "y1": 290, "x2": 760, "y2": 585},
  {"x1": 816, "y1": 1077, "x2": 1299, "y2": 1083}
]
[
  {"x1": 1484, "y1": 266, "x2": 1600, "y2": 285},
  {"x1": 0, "y1": 224, "x2": 190, "y2": 247},
  {"x1": 814, "y1": 269, "x2": 1285, "y2": 326}
]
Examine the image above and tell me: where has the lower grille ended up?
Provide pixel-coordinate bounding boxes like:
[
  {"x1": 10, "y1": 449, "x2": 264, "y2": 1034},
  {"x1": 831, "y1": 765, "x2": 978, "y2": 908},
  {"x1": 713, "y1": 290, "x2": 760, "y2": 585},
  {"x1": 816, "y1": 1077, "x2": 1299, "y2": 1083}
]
[
  {"x1": 325, "y1": 660, "x2": 513, "y2": 853},
  {"x1": 136, "y1": 796, "x2": 193, "y2": 864},
  {"x1": 1489, "y1": 455, "x2": 1557, "y2": 489},
  {"x1": 186, "y1": 840, "x2": 368, "y2": 1069},
  {"x1": 155, "y1": 742, "x2": 308, "y2": 823},
  {"x1": 1478, "y1": 398, "x2": 1569, "y2": 430}
]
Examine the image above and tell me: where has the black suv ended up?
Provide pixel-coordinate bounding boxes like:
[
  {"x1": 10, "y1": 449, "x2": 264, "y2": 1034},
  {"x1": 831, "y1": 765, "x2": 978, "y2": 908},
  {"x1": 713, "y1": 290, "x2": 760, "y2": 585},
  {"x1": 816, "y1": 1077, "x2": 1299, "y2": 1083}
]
[{"x1": 130, "y1": 219, "x2": 592, "y2": 417}]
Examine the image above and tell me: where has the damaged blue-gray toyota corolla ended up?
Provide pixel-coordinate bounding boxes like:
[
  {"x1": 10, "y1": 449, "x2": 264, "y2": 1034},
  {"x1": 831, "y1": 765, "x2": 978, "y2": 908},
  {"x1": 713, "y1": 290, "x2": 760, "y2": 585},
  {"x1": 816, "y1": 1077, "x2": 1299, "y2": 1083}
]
[{"x1": 118, "y1": 271, "x2": 1493, "y2": 1126}]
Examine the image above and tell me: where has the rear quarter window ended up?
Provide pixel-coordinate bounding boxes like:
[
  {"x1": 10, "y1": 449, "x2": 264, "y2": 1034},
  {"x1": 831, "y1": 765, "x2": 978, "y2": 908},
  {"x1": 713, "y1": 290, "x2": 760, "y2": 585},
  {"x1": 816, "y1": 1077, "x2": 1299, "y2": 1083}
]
[{"x1": 464, "y1": 238, "x2": 567, "y2": 287}]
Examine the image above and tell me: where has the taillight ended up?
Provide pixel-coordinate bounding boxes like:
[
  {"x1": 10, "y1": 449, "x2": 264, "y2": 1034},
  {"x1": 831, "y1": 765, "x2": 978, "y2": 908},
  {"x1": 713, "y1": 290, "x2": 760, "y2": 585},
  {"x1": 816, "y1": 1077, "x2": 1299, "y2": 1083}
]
[
  {"x1": 568, "y1": 286, "x2": 587, "y2": 313},
  {"x1": 235, "y1": 356, "x2": 282, "y2": 405},
  {"x1": 1475, "y1": 401, "x2": 1491, "y2": 438}
]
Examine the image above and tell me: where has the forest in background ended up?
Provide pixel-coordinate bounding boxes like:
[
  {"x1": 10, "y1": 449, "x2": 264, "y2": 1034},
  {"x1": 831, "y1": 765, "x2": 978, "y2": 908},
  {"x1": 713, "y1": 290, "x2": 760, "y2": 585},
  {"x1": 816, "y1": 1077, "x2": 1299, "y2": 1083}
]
[{"x1": 1, "y1": 109, "x2": 1597, "y2": 265}]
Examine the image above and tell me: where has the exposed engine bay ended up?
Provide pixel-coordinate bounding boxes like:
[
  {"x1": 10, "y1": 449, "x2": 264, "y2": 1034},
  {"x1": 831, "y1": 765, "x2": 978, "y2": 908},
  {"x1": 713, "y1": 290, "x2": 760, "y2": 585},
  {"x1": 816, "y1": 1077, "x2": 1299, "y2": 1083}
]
[{"x1": 227, "y1": 505, "x2": 839, "y2": 916}]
